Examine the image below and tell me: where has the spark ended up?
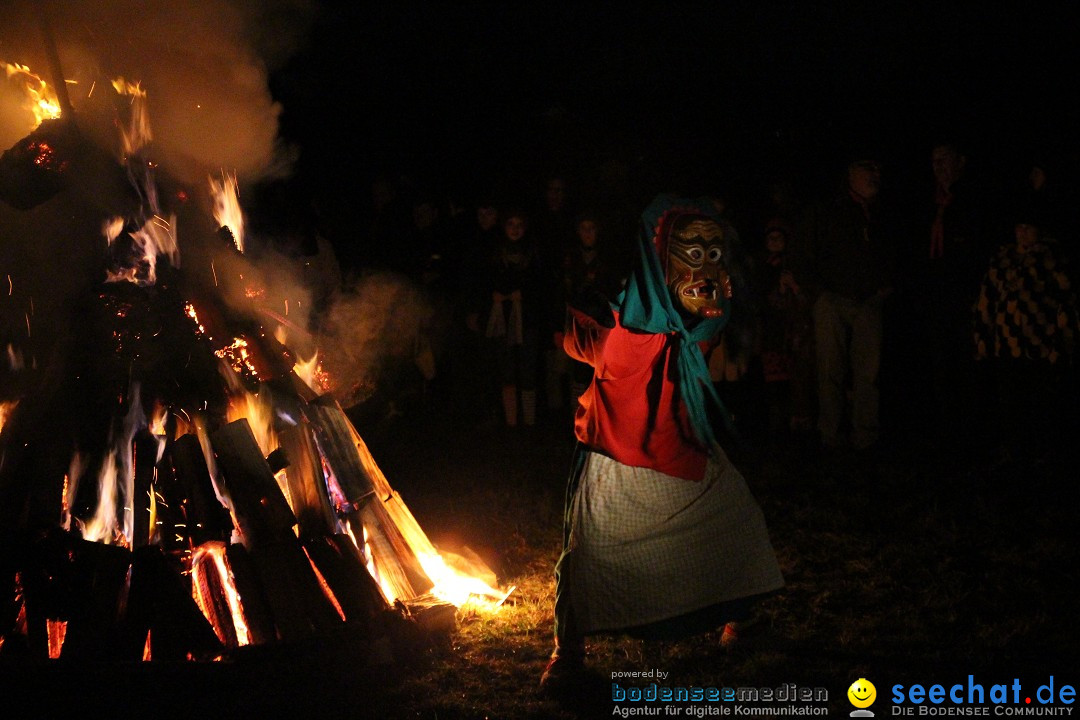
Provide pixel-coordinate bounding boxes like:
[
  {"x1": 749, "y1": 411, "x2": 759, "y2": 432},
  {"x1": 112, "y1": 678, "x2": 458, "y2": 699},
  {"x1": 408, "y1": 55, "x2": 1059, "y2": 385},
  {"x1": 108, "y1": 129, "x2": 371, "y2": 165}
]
[
  {"x1": 6, "y1": 275, "x2": 11, "y2": 295},
  {"x1": 211, "y1": 261, "x2": 218, "y2": 287},
  {"x1": 25, "y1": 314, "x2": 30, "y2": 338},
  {"x1": 87, "y1": 81, "x2": 96, "y2": 98}
]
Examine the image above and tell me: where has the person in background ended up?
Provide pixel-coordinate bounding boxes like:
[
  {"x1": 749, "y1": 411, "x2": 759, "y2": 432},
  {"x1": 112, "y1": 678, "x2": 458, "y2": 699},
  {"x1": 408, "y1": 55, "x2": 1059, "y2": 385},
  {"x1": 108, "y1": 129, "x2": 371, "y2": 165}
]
[
  {"x1": 919, "y1": 141, "x2": 994, "y2": 447},
  {"x1": 532, "y1": 176, "x2": 577, "y2": 418},
  {"x1": 973, "y1": 202, "x2": 1079, "y2": 462},
  {"x1": 795, "y1": 153, "x2": 896, "y2": 453},
  {"x1": 559, "y1": 211, "x2": 621, "y2": 412},
  {"x1": 752, "y1": 218, "x2": 814, "y2": 441},
  {"x1": 483, "y1": 208, "x2": 543, "y2": 429}
]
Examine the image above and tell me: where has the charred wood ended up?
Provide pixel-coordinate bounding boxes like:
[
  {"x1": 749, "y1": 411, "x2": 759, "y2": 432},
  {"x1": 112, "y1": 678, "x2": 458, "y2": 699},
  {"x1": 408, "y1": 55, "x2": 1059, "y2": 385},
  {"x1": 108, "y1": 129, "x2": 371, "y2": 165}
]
[
  {"x1": 247, "y1": 538, "x2": 344, "y2": 643},
  {"x1": 209, "y1": 418, "x2": 295, "y2": 547},
  {"x1": 166, "y1": 434, "x2": 232, "y2": 546},
  {"x1": 222, "y1": 543, "x2": 275, "y2": 646},
  {"x1": 121, "y1": 546, "x2": 222, "y2": 661},
  {"x1": 302, "y1": 534, "x2": 388, "y2": 626},
  {"x1": 132, "y1": 431, "x2": 159, "y2": 549}
]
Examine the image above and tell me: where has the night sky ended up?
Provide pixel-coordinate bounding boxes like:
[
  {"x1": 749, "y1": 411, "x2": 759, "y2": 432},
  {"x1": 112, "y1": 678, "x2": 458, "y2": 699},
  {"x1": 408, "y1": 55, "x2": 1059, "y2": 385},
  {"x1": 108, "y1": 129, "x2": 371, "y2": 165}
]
[{"x1": 266, "y1": 2, "x2": 1079, "y2": 218}]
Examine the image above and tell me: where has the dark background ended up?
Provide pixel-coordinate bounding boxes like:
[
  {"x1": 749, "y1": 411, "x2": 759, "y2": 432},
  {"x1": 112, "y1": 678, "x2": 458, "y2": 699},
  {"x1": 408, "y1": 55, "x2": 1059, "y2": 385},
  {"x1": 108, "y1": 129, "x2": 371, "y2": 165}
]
[{"x1": 257, "y1": 2, "x2": 1079, "y2": 237}]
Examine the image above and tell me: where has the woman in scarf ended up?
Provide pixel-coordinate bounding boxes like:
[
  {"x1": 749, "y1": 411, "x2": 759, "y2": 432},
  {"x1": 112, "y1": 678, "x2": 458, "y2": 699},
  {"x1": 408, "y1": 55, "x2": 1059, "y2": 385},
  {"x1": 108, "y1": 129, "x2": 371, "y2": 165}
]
[{"x1": 541, "y1": 194, "x2": 784, "y2": 691}]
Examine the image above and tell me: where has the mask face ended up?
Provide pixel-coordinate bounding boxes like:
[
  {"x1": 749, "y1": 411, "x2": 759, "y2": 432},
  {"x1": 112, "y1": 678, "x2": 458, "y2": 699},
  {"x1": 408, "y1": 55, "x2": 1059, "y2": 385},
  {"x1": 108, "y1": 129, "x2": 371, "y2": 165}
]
[{"x1": 665, "y1": 215, "x2": 732, "y2": 319}]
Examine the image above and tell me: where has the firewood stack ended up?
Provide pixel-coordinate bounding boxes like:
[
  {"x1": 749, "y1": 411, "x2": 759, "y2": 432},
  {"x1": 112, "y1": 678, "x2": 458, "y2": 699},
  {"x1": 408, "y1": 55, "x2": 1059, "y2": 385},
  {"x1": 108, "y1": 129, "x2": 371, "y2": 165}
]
[{"x1": 0, "y1": 124, "x2": 457, "y2": 665}]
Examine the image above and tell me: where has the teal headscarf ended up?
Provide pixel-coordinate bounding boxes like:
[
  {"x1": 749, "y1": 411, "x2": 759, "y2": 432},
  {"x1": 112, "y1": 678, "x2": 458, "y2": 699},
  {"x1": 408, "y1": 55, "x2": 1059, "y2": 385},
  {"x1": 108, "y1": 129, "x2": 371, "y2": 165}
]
[{"x1": 615, "y1": 193, "x2": 735, "y2": 453}]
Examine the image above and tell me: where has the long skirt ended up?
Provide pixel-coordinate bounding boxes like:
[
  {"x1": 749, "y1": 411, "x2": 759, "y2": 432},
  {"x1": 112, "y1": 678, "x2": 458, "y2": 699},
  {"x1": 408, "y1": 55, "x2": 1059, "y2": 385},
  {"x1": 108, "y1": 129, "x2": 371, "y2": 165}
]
[{"x1": 554, "y1": 446, "x2": 784, "y2": 641}]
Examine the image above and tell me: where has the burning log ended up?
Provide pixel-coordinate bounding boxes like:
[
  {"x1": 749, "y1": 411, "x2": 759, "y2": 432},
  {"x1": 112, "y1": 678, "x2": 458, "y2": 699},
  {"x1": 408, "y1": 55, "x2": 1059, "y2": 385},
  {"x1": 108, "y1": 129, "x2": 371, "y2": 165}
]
[
  {"x1": 306, "y1": 396, "x2": 433, "y2": 602},
  {"x1": 209, "y1": 418, "x2": 295, "y2": 546},
  {"x1": 221, "y1": 542, "x2": 277, "y2": 646},
  {"x1": 301, "y1": 534, "x2": 388, "y2": 625},
  {"x1": 164, "y1": 434, "x2": 233, "y2": 547},
  {"x1": 277, "y1": 423, "x2": 337, "y2": 539},
  {"x1": 132, "y1": 430, "x2": 159, "y2": 549},
  {"x1": 245, "y1": 538, "x2": 344, "y2": 642},
  {"x1": 18, "y1": 529, "x2": 131, "y2": 660},
  {"x1": 209, "y1": 418, "x2": 344, "y2": 642},
  {"x1": 120, "y1": 546, "x2": 223, "y2": 661}
]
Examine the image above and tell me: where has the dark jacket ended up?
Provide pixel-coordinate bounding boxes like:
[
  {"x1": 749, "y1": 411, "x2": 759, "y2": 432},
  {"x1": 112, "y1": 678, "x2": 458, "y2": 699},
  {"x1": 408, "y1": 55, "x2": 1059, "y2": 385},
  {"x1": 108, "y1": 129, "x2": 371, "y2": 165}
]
[{"x1": 795, "y1": 192, "x2": 896, "y2": 302}]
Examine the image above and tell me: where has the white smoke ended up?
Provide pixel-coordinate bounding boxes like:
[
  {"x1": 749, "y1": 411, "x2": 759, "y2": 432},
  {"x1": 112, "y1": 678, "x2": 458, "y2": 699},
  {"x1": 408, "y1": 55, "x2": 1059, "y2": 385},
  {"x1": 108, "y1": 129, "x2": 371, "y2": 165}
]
[
  {"x1": 2, "y1": 1, "x2": 437, "y2": 407},
  {"x1": 0, "y1": 0, "x2": 313, "y2": 184}
]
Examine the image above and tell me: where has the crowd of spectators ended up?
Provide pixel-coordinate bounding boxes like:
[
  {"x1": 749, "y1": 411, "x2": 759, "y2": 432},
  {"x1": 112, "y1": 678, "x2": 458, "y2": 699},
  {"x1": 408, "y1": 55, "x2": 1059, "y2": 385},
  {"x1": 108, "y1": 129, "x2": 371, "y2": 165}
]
[{"x1": 287, "y1": 142, "x2": 1080, "y2": 467}]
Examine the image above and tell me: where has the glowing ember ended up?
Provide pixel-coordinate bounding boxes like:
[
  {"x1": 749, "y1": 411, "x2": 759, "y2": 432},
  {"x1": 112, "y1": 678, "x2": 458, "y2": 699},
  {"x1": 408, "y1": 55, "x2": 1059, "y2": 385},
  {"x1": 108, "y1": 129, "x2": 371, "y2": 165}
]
[
  {"x1": 214, "y1": 337, "x2": 259, "y2": 379},
  {"x1": 0, "y1": 399, "x2": 17, "y2": 435},
  {"x1": 184, "y1": 302, "x2": 207, "y2": 335},
  {"x1": 302, "y1": 547, "x2": 346, "y2": 622},
  {"x1": 209, "y1": 171, "x2": 245, "y2": 253},
  {"x1": 2, "y1": 61, "x2": 62, "y2": 130},
  {"x1": 191, "y1": 542, "x2": 251, "y2": 647},
  {"x1": 46, "y1": 619, "x2": 67, "y2": 659}
]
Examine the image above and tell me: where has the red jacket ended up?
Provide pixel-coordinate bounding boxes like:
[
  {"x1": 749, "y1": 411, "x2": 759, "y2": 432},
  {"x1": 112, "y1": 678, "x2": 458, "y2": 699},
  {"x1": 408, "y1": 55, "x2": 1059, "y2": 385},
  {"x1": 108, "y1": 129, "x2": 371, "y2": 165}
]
[{"x1": 564, "y1": 307, "x2": 717, "y2": 481}]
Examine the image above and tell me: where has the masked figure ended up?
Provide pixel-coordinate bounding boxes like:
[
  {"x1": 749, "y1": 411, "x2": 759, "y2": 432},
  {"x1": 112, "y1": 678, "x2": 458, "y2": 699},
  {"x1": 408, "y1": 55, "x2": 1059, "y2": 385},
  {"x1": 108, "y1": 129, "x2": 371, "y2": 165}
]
[{"x1": 541, "y1": 194, "x2": 784, "y2": 692}]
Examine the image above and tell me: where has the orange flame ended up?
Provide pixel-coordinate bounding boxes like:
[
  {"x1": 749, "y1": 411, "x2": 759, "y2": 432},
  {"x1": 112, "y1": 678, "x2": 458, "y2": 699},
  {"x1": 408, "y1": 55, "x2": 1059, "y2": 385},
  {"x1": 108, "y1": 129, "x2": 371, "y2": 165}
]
[
  {"x1": 226, "y1": 389, "x2": 278, "y2": 457},
  {"x1": 2, "y1": 61, "x2": 62, "y2": 130},
  {"x1": 293, "y1": 351, "x2": 331, "y2": 395},
  {"x1": 81, "y1": 385, "x2": 157, "y2": 546},
  {"x1": 0, "y1": 399, "x2": 17, "y2": 436},
  {"x1": 209, "y1": 171, "x2": 245, "y2": 253},
  {"x1": 111, "y1": 77, "x2": 152, "y2": 157},
  {"x1": 344, "y1": 433, "x2": 512, "y2": 610}
]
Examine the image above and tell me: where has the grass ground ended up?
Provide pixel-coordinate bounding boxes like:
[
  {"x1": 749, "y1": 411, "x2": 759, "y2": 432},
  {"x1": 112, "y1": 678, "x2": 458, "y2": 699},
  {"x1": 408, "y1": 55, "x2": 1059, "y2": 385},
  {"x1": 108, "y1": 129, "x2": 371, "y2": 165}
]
[
  {"x1": 4, "y1": 389, "x2": 1073, "y2": 719},
  {"x1": 356, "y1": 395, "x2": 1079, "y2": 720}
]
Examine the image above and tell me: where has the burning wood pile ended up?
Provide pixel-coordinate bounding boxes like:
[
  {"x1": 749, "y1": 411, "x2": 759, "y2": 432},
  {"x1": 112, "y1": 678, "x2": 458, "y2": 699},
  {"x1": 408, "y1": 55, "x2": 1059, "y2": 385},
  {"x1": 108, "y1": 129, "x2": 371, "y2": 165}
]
[{"x1": 0, "y1": 60, "x2": 510, "y2": 666}]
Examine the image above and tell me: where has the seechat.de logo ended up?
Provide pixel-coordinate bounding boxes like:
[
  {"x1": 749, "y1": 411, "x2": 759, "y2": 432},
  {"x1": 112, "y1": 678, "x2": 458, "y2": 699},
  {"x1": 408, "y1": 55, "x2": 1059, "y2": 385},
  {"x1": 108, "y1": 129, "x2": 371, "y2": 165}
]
[{"x1": 848, "y1": 678, "x2": 877, "y2": 717}]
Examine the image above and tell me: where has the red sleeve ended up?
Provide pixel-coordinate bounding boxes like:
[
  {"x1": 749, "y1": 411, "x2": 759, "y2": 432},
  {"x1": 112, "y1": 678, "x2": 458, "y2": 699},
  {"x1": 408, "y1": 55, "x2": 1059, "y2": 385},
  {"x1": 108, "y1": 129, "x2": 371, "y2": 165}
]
[{"x1": 563, "y1": 305, "x2": 609, "y2": 365}]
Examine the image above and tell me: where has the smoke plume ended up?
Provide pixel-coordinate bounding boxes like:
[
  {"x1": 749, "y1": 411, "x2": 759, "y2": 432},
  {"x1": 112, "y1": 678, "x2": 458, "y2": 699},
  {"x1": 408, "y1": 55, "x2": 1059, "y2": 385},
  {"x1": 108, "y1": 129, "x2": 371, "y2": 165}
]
[{"x1": 0, "y1": 0, "x2": 313, "y2": 184}]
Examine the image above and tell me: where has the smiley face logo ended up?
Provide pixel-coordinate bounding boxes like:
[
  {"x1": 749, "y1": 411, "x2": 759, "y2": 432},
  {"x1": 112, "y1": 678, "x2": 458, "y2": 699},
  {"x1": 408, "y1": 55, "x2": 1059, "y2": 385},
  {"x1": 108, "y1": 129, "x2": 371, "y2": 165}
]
[{"x1": 848, "y1": 678, "x2": 876, "y2": 708}]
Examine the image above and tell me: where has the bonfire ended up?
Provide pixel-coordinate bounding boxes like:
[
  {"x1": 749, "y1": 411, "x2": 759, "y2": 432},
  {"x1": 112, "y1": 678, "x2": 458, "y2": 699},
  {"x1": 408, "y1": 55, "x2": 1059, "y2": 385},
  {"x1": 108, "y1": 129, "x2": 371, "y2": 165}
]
[{"x1": 0, "y1": 43, "x2": 510, "y2": 666}]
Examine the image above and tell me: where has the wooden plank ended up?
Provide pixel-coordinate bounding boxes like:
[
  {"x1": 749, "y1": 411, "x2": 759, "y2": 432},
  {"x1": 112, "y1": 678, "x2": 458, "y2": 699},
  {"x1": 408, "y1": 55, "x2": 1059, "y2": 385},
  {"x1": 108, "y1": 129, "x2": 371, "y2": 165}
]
[
  {"x1": 121, "y1": 546, "x2": 223, "y2": 661},
  {"x1": 166, "y1": 434, "x2": 233, "y2": 546},
  {"x1": 209, "y1": 419, "x2": 296, "y2": 547},
  {"x1": 131, "y1": 431, "x2": 158, "y2": 549},
  {"x1": 302, "y1": 534, "x2": 388, "y2": 625},
  {"x1": 305, "y1": 398, "x2": 433, "y2": 601},
  {"x1": 246, "y1": 538, "x2": 344, "y2": 642},
  {"x1": 277, "y1": 423, "x2": 337, "y2": 539}
]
